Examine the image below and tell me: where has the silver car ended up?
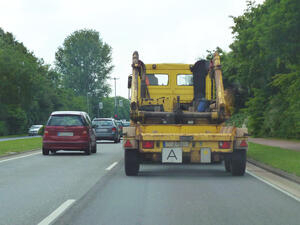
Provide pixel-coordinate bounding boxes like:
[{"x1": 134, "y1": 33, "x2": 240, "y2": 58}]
[
  {"x1": 28, "y1": 125, "x2": 43, "y2": 136},
  {"x1": 92, "y1": 118, "x2": 120, "y2": 143}
]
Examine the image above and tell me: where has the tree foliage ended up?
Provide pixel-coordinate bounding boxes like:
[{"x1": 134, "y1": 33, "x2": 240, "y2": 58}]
[
  {"x1": 0, "y1": 28, "x2": 129, "y2": 135},
  {"x1": 0, "y1": 28, "x2": 92, "y2": 135},
  {"x1": 55, "y1": 29, "x2": 113, "y2": 97},
  {"x1": 95, "y1": 96, "x2": 130, "y2": 121},
  {"x1": 220, "y1": 0, "x2": 300, "y2": 138}
]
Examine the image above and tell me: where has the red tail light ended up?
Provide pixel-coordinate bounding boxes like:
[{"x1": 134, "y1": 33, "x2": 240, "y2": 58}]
[
  {"x1": 124, "y1": 140, "x2": 132, "y2": 148},
  {"x1": 82, "y1": 127, "x2": 89, "y2": 137},
  {"x1": 142, "y1": 141, "x2": 154, "y2": 149},
  {"x1": 219, "y1": 141, "x2": 231, "y2": 149},
  {"x1": 112, "y1": 127, "x2": 116, "y2": 132},
  {"x1": 240, "y1": 140, "x2": 248, "y2": 147}
]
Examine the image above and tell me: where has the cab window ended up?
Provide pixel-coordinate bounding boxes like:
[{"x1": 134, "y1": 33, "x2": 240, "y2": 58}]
[
  {"x1": 146, "y1": 74, "x2": 168, "y2": 86},
  {"x1": 177, "y1": 74, "x2": 193, "y2": 86}
]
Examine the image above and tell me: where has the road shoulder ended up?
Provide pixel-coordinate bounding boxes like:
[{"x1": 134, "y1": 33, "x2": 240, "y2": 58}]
[{"x1": 247, "y1": 162, "x2": 300, "y2": 200}]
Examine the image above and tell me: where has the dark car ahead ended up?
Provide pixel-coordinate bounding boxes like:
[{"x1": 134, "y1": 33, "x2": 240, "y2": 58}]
[
  {"x1": 43, "y1": 111, "x2": 97, "y2": 155},
  {"x1": 92, "y1": 118, "x2": 120, "y2": 143}
]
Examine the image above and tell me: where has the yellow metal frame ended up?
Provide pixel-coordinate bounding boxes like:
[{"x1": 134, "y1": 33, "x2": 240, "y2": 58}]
[
  {"x1": 138, "y1": 64, "x2": 215, "y2": 112},
  {"x1": 137, "y1": 124, "x2": 234, "y2": 153}
]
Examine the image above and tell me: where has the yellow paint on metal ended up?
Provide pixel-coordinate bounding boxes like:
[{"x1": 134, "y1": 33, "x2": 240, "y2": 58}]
[
  {"x1": 145, "y1": 63, "x2": 191, "y2": 70},
  {"x1": 137, "y1": 64, "x2": 213, "y2": 112},
  {"x1": 191, "y1": 151, "x2": 200, "y2": 163}
]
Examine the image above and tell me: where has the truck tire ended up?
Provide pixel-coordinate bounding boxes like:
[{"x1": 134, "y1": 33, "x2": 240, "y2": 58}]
[
  {"x1": 125, "y1": 149, "x2": 140, "y2": 176},
  {"x1": 42, "y1": 148, "x2": 49, "y2": 155},
  {"x1": 231, "y1": 149, "x2": 246, "y2": 176},
  {"x1": 224, "y1": 159, "x2": 231, "y2": 172}
]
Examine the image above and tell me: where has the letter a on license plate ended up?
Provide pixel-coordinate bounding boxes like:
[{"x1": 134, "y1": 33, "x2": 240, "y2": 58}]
[{"x1": 162, "y1": 148, "x2": 182, "y2": 163}]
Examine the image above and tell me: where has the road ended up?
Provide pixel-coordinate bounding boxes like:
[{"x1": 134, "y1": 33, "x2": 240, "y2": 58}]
[{"x1": 0, "y1": 143, "x2": 299, "y2": 225}]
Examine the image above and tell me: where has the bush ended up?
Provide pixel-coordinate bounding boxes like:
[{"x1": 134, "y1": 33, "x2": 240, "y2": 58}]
[
  {"x1": 6, "y1": 106, "x2": 28, "y2": 134},
  {"x1": 0, "y1": 121, "x2": 9, "y2": 136},
  {"x1": 226, "y1": 111, "x2": 248, "y2": 128},
  {"x1": 38, "y1": 125, "x2": 45, "y2": 135}
]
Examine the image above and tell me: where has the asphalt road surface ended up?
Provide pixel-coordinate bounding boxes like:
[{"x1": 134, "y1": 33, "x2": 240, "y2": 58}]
[{"x1": 0, "y1": 142, "x2": 299, "y2": 225}]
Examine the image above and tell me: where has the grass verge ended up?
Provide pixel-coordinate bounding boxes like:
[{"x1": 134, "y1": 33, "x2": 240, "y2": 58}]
[
  {"x1": 248, "y1": 142, "x2": 300, "y2": 177},
  {"x1": 0, "y1": 134, "x2": 27, "y2": 139},
  {"x1": 0, "y1": 137, "x2": 42, "y2": 156}
]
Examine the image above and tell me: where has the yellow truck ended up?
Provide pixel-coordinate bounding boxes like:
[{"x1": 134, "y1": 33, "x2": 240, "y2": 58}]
[{"x1": 123, "y1": 51, "x2": 248, "y2": 176}]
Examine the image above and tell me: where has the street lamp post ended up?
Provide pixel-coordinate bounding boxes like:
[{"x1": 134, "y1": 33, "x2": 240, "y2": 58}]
[{"x1": 110, "y1": 77, "x2": 119, "y2": 118}]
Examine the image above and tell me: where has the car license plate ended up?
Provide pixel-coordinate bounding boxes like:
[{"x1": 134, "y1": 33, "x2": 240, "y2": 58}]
[
  {"x1": 164, "y1": 141, "x2": 189, "y2": 148},
  {"x1": 58, "y1": 132, "x2": 73, "y2": 136},
  {"x1": 97, "y1": 128, "x2": 107, "y2": 132},
  {"x1": 162, "y1": 148, "x2": 182, "y2": 163}
]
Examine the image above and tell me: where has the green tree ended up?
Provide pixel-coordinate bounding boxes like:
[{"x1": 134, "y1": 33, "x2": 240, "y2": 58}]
[
  {"x1": 223, "y1": 0, "x2": 300, "y2": 138},
  {"x1": 0, "y1": 28, "x2": 90, "y2": 135},
  {"x1": 94, "y1": 97, "x2": 130, "y2": 120},
  {"x1": 55, "y1": 29, "x2": 113, "y2": 97}
]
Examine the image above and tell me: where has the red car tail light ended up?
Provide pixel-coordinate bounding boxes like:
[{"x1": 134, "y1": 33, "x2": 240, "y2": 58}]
[
  {"x1": 219, "y1": 141, "x2": 231, "y2": 149},
  {"x1": 124, "y1": 140, "x2": 133, "y2": 148},
  {"x1": 142, "y1": 141, "x2": 154, "y2": 149},
  {"x1": 112, "y1": 127, "x2": 116, "y2": 132}
]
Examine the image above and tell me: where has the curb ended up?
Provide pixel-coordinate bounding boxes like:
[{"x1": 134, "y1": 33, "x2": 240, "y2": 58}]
[
  {"x1": 247, "y1": 158, "x2": 300, "y2": 185},
  {"x1": 0, "y1": 149, "x2": 41, "y2": 159}
]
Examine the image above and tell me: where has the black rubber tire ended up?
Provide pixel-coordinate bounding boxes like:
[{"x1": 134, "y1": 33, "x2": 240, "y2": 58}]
[
  {"x1": 85, "y1": 143, "x2": 91, "y2": 155},
  {"x1": 224, "y1": 159, "x2": 231, "y2": 172},
  {"x1": 125, "y1": 149, "x2": 140, "y2": 176},
  {"x1": 231, "y1": 149, "x2": 246, "y2": 176},
  {"x1": 50, "y1": 150, "x2": 56, "y2": 154},
  {"x1": 91, "y1": 143, "x2": 97, "y2": 153},
  {"x1": 42, "y1": 148, "x2": 49, "y2": 155}
]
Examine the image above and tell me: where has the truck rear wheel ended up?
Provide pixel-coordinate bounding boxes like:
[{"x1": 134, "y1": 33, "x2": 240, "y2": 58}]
[
  {"x1": 231, "y1": 149, "x2": 246, "y2": 176},
  {"x1": 125, "y1": 149, "x2": 140, "y2": 176},
  {"x1": 224, "y1": 159, "x2": 231, "y2": 172}
]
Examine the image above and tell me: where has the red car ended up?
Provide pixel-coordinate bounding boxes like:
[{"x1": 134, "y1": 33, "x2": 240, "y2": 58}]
[{"x1": 42, "y1": 111, "x2": 97, "y2": 155}]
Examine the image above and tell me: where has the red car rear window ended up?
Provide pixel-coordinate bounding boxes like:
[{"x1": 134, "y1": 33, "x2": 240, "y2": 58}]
[{"x1": 47, "y1": 115, "x2": 84, "y2": 126}]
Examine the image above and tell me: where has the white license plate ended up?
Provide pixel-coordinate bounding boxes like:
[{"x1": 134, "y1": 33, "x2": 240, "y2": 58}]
[
  {"x1": 162, "y1": 148, "x2": 182, "y2": 163},
  {"x1": 164, "y1": 141, "x2": 189, "y2": 148},
  {"x1": 58, "y1": 132, "x2": 73, "y2": 136},
  {"x1": 97, "y1": 129, "x2": 107, "y2": 132}
]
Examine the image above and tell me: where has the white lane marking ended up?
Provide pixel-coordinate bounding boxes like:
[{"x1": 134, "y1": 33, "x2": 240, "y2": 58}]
[
  {"x1": 0, "y1": 152, "x2": 40, "y2": 163},
  {"x1": 246, "y1": 170, "x2": 300, "y2": 202},
  {"x1": 105, "y1": 161, "x2": 118, "y2": 171},
  {"x1": 37, "y1": 199, "x2": 76, "y2": 225}
]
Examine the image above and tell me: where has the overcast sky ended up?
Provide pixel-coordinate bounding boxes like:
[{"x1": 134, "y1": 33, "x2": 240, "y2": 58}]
[{"x1": 0, "y1": 0, "x2": 264, "y2": 98}]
